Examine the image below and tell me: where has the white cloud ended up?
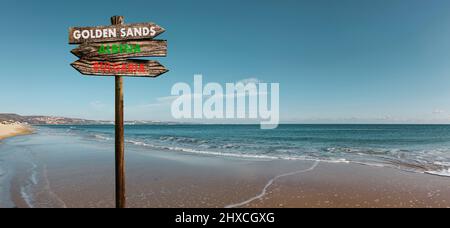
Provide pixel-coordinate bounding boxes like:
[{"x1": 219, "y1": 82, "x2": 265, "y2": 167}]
[
  {"x1": 237, "y1": 78, "x2": 261, "y2": 84},
  {"x1": 433, "y1": 109, "x2": 445, "y2": 114},
  {"x1": 152, "y1": 77, "x2": 268, "y2": 104},
  {"x1": 156, "y1": 96, "x2": 178, "y2": 103},
  {"x1": 124, "y1": 77, "x2": 273, "y2": 121}
]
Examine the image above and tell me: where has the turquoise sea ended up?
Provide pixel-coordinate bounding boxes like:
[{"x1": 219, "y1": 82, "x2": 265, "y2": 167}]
[{"x1": 43, "y1": 124, "x2": 450, "y2": 176}]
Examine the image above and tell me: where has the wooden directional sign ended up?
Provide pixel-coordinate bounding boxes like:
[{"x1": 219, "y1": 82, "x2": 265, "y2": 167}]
[
  {"x1": 69, "y1": 16, "x2": 168, "y2": 208},
  {"x1": 69, "y1": 22, "x2": 165, "y2": 44},
  {"x1": 71, "y1": 40, "x2": 167, "y2": 60},
  {"x1": 71, "y1": 59, "x2": 168, "y2": 77}
]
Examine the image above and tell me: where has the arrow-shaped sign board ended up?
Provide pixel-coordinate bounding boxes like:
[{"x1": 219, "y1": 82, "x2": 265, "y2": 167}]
[
  {"x1": 71, "y1": 40, "x2": 167, "y2": 60},
  {"x1": 71, "y1": 59, "x2": 168, "y2": 77},
  {"x1": 69, "y1": 22, "x2": 165, "y2": 44},
  {"x1": 69, "y1": 16, "x2": 168, "y2": 209}
]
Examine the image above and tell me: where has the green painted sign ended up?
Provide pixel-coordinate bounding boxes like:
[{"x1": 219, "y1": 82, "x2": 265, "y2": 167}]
[{"x1": 98, "y1": 44, "x2": 141, "y2": 55}]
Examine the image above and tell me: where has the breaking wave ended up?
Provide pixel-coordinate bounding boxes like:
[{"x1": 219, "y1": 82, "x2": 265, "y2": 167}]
[{"x1": 69, "y1": 125, "x2": 450, "y2": 178}]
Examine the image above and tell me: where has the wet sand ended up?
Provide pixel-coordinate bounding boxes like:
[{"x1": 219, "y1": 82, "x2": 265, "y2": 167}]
[
  {"x1": 2, "y1": 128, "x2": 450, "y2": 208},
  {"x1": 244, "y1": 162, "x2": 450, "y2": 208},
  {"x1": 19, "y1": 152, "x2": 450, "y2": 208}
]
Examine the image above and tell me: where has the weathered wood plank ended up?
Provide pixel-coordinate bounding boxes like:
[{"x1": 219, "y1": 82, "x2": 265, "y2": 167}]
[
  {"x1": 69, "y1": 22, "x2": 165, "y2": 44},
  {"x1": 71, "y1": 59, "x2": 168, "y2": 77},
  {"x1": 71, "y1": 40, "x2": 167, "y2": 60}
]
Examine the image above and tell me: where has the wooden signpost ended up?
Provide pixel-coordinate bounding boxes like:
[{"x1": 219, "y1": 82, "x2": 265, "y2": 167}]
[{"x1": 69, "y1": 16, "x2": 168, "y2": 208}]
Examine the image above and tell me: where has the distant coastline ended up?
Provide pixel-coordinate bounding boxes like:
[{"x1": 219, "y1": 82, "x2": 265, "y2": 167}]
[
  {"x1": 0, "y1": 113, "x2": 179, "y2": 126},
  {"x1": 2, "y1": 113, "x2": 450, "y2": 126}
]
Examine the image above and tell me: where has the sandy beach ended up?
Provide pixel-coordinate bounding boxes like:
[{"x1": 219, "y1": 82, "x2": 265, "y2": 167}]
[
  {"x1": 12, "y1": 151, "x2": 450, "y2": 208},
  {"x1": 1, "y1": 126, "x2": 449, "y2": 208},
  {"x1": 0, "y1": 123, "x2": 33, "y2": 141}
]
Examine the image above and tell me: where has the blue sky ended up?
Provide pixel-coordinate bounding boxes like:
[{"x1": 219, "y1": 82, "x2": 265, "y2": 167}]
[{"x1": 1, "y1": 0, "x2": 450, "y2": 123}]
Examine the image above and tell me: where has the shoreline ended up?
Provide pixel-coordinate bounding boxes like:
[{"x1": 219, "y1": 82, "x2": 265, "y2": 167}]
[
  {"x1": 11, "y1": 149, "x2": 450, "y2": 208},
  {"x1": 2, "y1": 126, "x2": 450, "y2": 208},
  {"x1": 0, "y1": 123, "x2": 34, "y2": 141}
]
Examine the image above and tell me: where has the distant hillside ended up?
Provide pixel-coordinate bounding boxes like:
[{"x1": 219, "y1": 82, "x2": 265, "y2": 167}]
[
  {"x1": 0, "y1": 113, "x2": 96, "y2": 125},
  {"x1": 0, "y1": 113, "x2": 176, "y2": 125},
  {"x1": 0, "y1": 113, "x2": 24, "y2": 122}
]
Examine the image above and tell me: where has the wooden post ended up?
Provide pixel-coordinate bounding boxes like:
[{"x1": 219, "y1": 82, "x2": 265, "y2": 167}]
[{"x1": 112, "y1": 15, "x2": 126, "y2": 208}]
